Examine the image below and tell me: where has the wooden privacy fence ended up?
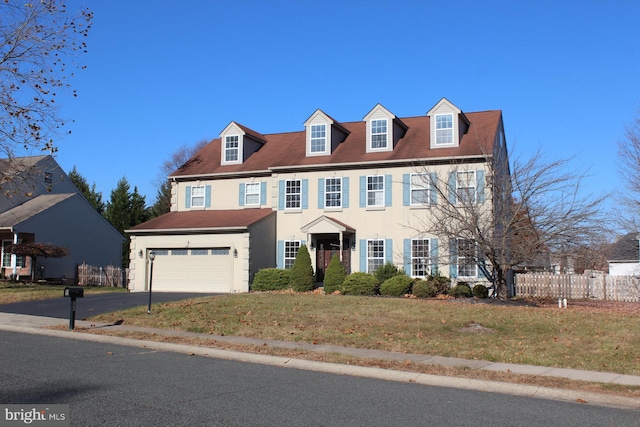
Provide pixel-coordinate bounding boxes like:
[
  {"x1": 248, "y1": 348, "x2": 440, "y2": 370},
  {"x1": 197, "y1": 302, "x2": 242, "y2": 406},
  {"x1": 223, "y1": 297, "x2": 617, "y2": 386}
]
[
  {"x1": 515, "y1": 272, "x2": 640, "y2": 302},
  {"x1": 77, "y1": 263, "x2": 126, "y2": 287}
]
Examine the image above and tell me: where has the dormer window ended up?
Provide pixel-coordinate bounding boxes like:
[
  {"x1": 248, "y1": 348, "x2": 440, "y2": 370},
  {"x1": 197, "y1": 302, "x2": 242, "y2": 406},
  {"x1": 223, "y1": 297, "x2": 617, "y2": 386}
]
[
  {"x1": 310, "y1": 124, "x2": 326, "y2": 153},
  {"x1": 371, "y1": 119, "x2": 388, "y2": 149},
  {"x1": 224, "y1": 135, "x2": 239, "y2": 163},
  {"x1": 435, "y1": 114, "x2": 453, "y2": 145}
]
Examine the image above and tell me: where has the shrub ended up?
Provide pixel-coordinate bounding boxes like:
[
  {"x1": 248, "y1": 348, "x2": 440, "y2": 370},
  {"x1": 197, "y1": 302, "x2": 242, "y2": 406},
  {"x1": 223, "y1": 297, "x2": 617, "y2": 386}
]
[
  {"x1": 473, "y1": 284, "x2": 489, "y2": 298},
  {"x1": 380, "y1": 274, "x2": 413, "y2": 297},
  {"x1": 412, "y1": 279, "x2": 437, "y2": 298},
  {"x1": 251, "y1": 268, "x2": 291, "y2": 291},
  {"x1": 375, "y1": 262, "x2": 402, "y2": 283},
  {"x1": 323, "y1": 253, "x2": 346, "y2": 294},
  {"x1": 426, "y1": 273, "x2": 451, "y2": 295},
  {"x1": 289, "y1": 244, "x2": 315, "y2": 292},
  {"x1": 341, "y1": 272, "x2": 380, "y2": 296},
  {"x1": 451, "y1": 282, "x2": 472, "y2": 298}
]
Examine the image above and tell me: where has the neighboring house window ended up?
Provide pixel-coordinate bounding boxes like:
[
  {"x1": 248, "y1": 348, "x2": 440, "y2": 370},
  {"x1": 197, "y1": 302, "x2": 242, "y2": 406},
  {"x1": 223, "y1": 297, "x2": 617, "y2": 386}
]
[
  {"x1": 44, "y1": 172, "x2": 53, "y2": 184},
  {"x1": 284, "y1": 241, "x2": 300, "y2": 269},
  {"x1": 367, "y1": 175, "x2": 384, "y2": 207},
  {"x1": 435, "y1": 113, "x2": 453, "y2": 145},
  {"x1": 285, "y1": 179, "x2": 301, "y2": 209},
  {"x1": 371, "y1": 119, "x2": 388, "y2": 149},
  {"x1": 456, "y1": 171, "x2": 476, "y2": 204},
  {"x1": 411, "y1": 239, "x2": 430, "y2": 277},
  {"x1": 325, "y1": 177, "x2": 342, "y2": 208},
  {"x1": 245, "y1": 182, "x2": 260, "y2": 206},
  {"x1": 191, "y1": 185, "x2": 205, "y2": 208},
  {"x1": 310, "y1": 124, "x2": 326, "y2": 153},
  {"x1": 2, "y1": 240, "x2": 23, "y2": 268},
  {"x1": 224, "y1": 135, "x2": 239, "y2": 162},
  {"x1": 457, "y1": 238, "x2": 477, "y2": 277},
  {"x1": 410, "y1": 173, "x2": 429, "y2": 205},
  {"x1": 367, "y1": 239, "x2": 385, "y2": 273}
]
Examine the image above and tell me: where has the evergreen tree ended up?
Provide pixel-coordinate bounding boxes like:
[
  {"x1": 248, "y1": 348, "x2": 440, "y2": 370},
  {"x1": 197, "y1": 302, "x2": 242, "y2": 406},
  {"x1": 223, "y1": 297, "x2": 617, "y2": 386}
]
[
  {"x1": 68, "y1": 166, "x2": 105, "y2": 215},
  {"x1": 323, "y1": 253, "x2": 346, "y2": 294},
  {"x1": 105, "y1": 177, "x2": 131, "y2": 234},
  {"x1": 289, "y1": 244, "x2": 314, "y2": 292},
  {"x1": 149, "y1": 180, "x2": 172, "y2": 219},
  {"x1": 130, "y1": 186, "x2": 150, "y2": 226}
]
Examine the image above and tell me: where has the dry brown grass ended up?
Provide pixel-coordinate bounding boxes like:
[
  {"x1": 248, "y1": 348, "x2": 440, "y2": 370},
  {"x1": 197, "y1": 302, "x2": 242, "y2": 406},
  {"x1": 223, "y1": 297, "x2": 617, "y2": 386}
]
[{"x1": 0, "y1": 282, "x2": 127, "y2": 304}]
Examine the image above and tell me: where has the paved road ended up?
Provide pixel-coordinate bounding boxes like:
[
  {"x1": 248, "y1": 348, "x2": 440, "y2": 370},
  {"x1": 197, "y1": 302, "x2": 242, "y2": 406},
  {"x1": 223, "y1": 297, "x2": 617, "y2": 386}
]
[
  {"x1": 0, "y1": 292, "x2": 215, "y2": 320},
  {"x1": 1, "y1": 331, "x2": 638, "y2": 426}
]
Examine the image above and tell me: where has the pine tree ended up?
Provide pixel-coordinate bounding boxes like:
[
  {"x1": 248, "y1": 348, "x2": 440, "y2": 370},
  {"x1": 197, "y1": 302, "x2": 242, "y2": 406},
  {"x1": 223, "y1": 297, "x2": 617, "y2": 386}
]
[
  {"x1": 149, "y1": 180, "x2": 172, "y2": 219},
  {"x1": 130, "y1": 186, "x2": 149, "y2": 226},
  {"x1": 68, "y1": 166, "x2": 105, "y2": 215},
  {"x1": 105, "y1": 177, "x2": 131, "y2": 234},
  {"x1": 289, "y1": 244, "x2": 314, "y2": 292},
  {"x1": 323, "y1": 253, "x2": 346, "y2": 294}
]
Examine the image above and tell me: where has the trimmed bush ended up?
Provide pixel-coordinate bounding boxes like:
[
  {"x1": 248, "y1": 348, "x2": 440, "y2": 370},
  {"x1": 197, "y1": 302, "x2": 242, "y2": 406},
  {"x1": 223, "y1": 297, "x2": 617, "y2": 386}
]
[
  {"x1": 473, "y1": 284, "x2": 489, "y2": 298},
  {"x1": 251, "y1": 268, "x2": 291, "y2": 291},
  {"x1": 426, "y1": 273, "x2": 451, "y2": 295},
  {"x1": 412, "y1": 279, "x2": 437, "y2": 298},
  {"x1": 323, "y1": 253, "x2": 346, "y2": 294},
  {"x1": 380, "y1": 274, "x2": 413, "y2": 297},
  {"x1": 375, "y1": 262, "x2": 402, "y2": 283},
  {"x1": 451, "y1": 282, "x2": 473, "y2": 298},
  {"x1": 341, "y1": 272, "x2": 380, "y2": 296},
  {"x1": 289, "y1": 244, "x2": 315, "y2": 292}
]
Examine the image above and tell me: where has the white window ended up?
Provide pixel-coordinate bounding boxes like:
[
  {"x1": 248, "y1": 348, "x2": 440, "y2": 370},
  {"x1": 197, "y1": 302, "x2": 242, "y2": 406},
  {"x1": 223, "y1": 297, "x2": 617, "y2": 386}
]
[
  {"x1": 325, "y1": 177, "x2": 342, "y2": 208},
  {"x1": 367, "y1": 239, "x2": 385, "y2": 273},
  {"x1": 367, "y1": 175, "x2": 384, "y2": 207},
  {"x1": 285, "y1": 179, "x2": 301, "y2": 209},
  {"x1": 410, "y1": 173, "x2": 429, "y2": 205},
  {"x1": 371, "y1": 119, "x2": 387, "y2": 149},
  {"x1": 435, "y1": 114, "x2": 453, "y2": 145},
  {"x1": 245, "y1": 182, "x2": 260, "y2": 206},
  {"x1": 1, "y1": 240, "x2": 12, "y2": 268},
  {"x1": 224, "y1": 135, "x2": 239, "y2": 162},
  {"x1": 284, "y1": 241, "x2": 300, "y2": 269},
  {"x1": 411, "y1": 239, "x2": 430, "y2": 277},
  {"x1": 191, "y1": 185, "x2": 205, "y2": 208},
  {"x1": 457, "y1": 238, "x2": 477, "y2": 277},
  {"x1": 456, "y1": 171, "x2": 476, "y2": 204},
  {"x1": 310, "y1": 124, "x2": 326, "y2": 153}
]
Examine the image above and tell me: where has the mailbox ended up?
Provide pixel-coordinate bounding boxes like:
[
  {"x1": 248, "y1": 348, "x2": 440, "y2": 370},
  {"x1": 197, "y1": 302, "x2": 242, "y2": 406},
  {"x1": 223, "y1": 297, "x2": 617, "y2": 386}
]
[{"x1": 64, "y1": 287, "x2": 84, "y2": 299}]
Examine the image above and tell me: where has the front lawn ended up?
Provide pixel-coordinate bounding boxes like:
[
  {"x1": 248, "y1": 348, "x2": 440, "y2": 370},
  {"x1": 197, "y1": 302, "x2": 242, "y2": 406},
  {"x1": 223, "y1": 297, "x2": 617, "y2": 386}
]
[{"x1": 0, "y1": 281, "x2": 127, "y2": 304}]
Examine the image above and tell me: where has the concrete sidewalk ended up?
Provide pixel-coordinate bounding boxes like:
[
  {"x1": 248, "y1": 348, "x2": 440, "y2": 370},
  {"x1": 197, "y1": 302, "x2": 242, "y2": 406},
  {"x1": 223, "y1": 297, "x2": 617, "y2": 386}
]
[{"x1": 1, "y1": 312, "x2": 639, "y2": 410}]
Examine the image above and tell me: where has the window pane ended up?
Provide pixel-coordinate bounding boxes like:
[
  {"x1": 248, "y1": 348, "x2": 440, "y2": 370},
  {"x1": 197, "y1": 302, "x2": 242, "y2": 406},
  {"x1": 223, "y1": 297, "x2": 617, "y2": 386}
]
[
  {"x1": 225, "y1": 135, "x2": 239, "y2": 161},
  {"x1": 284, "y1": 241, "x2": 300, "y2": 269},
  {"x1": 371, "y1": 119, "x2": 387, "y2": 149},
  {"x1": 435, "y1": 114, "x2": 453, "y2": 145},
  {"x1": 325, "y1": 177, "x2": 341, "y2": 208},
  {"x1": 411, "y1": 239, "x2": 430, "y2": 276},
  {"x1": 191, "y1": 186, "x2": 205, "y2": 207},
  {"x1": 310, "y1": 124, "x2": 326, "y2": 152},
  {"x1": 456, "y1": 171, "x2": 476, "y2": 203},
  {"x1": 367, "y1": 176, "x2": 384, "y2": 207},
  {"x1": 285, "y1": 180, "x2": 301, "y2": 209},
  {"x1": 245, "y1": 183, "x2": 260, "y2": 205},
  {"x1": 367, "y1": 240, "x2": 385, "y2": 273}
]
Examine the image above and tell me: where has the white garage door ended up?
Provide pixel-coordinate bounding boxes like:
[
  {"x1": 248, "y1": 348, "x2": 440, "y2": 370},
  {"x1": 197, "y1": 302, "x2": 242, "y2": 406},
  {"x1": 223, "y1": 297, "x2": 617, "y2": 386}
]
[{"x1": 150, "y1": 248, "x2": 232, "y2": 293}]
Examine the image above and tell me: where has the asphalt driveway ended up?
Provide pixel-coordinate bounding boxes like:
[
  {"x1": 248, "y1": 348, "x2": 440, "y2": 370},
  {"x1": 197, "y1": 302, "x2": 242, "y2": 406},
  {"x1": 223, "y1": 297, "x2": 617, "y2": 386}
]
[{"x1": 0, "y1": 292, "x2": 218, "y2": 320}]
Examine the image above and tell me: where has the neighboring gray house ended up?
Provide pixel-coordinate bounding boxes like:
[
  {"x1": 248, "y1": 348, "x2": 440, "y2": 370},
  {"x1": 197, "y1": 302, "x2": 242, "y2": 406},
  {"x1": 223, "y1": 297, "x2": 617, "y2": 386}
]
[
  {"x1": 0, "y1": 155, "x2": 123, "y2": 282},
  {"x1": 608, "y1": 233, "x2": 640, "y2": 276}
]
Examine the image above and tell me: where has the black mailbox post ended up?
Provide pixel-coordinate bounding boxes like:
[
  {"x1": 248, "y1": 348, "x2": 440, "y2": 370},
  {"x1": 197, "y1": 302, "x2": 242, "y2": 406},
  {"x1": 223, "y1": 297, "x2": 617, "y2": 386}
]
[{"x1": 63, "y1": 287, "x2": 84, "y2": 330}]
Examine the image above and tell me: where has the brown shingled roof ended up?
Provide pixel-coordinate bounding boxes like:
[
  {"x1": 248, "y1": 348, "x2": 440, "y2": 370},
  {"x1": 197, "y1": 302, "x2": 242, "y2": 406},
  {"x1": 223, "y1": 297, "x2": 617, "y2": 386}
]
[
  {"x1": 127, "y1": 208, "x2": 274, "y2": 233},
  {"x1": 171, "y1": 110, "x2": 502, "y2": 178}
]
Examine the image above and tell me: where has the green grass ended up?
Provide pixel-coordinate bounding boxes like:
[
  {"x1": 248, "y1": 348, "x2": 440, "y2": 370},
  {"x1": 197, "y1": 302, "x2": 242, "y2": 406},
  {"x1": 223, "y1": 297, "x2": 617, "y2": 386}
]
[
  {"x1": 0, "y1": 281, "x2": 127, "y2": 304},
  {"x1": 89, "y1": 292, "x2": 640, "y2": 376}
]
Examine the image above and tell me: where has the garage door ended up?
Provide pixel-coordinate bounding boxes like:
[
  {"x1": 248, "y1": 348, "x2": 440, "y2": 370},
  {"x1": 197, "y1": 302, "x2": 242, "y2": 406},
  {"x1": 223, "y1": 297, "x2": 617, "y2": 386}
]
[{"x1": 150, "y1": 248, "x2": 232, "y2": 293}]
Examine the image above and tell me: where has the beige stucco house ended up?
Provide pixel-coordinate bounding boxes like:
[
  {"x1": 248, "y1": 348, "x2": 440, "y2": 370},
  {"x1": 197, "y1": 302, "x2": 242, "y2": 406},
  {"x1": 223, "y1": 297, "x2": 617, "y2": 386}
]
[{"x1": 127, "y1": 98, "x2": 508, "y2": 293}]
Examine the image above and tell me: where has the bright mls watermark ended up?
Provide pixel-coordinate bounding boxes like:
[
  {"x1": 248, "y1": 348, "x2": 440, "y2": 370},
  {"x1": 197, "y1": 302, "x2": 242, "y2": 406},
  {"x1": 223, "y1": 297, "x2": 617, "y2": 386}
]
[{"x1": 0, "y1": 405, "x2": 69, "y2": 427}]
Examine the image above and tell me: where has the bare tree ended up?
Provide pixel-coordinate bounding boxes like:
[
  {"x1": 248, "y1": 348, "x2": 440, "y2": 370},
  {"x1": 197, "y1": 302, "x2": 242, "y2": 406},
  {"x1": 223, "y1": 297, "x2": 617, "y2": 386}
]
[
  {"x1": 617, "y1": 112, "x2": 640, "y2": 231},
  {"x1": 0, "y1": 0, "x2": 92, "y2": 157},
  {"x1": 412, "y1": 149, "x2": 607, "y2": 299}
]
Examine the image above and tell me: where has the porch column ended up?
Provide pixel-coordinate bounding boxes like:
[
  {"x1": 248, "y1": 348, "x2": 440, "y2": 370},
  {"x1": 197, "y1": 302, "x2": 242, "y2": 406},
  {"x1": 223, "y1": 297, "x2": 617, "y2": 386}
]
[
  {"x1": 339, "y1": 232, "x2": 343, "y2": 261},
  {"x1": 11, "y1": 232, "x2": 18, "y2": 277}
]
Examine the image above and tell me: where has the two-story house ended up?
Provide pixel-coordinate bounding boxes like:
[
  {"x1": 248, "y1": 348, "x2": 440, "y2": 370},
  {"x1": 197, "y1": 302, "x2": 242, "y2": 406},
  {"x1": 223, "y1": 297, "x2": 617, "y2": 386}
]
[
  {"x1": 126, "y1": 98, "x2": 508, "y2": 293},
  {"x1": 0, "y1": 155, "x2": 124, "y2": 282}
]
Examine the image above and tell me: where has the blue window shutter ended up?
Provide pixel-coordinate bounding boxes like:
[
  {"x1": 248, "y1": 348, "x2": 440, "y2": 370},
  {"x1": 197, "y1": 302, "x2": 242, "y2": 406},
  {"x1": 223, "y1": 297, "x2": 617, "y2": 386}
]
[
  {"x1": 448, "y1": 172, "x2": 457, "y2": 204},
  {"x1": 185, "y1": 186, "x2": 191, "y2": 208},
  {"x1": 277, "y1": 241, "x2": 284, "y2": 269},
  {"x1": 205, "y1": 185, "x2": 212, "y2": 208},
  {"x1": 385, "y1": 239, "x2": 393, "y2": 263},
  {"x1": 359, "y1": 240, "x2": 366, "y2": 272},
  {"x1": 260, "y1": 182, "x2": 267, "y2": 205},
  {"x1": 302, "y1": 179, "x2": 309, "y2": 209},
  {"x1": 239, "y1": 183, "x2": 245, "y2": 206},
  {"x1": 318, "y1": 178, "x2": 325, "y2": 209},
  {"x1": 430, "y1": 238, "x2": 439, "y2": 274},
  {"x1": 430, "y1": 172, "x2": 438, "y2": 205},
  {"x1": 403, "y1": 174, "x2": 410, "y2": 206},
  {"x1": 449, "y1": 238, "x2": 458, "y2": 278},
  {"x1": 359, "y1": 176, "x2": 366, "y2": 207},
  {"x1": 342, "y1": 177, "x2": 349, "y2": 208},
  {"x1": 403, "y1": 238, "x2": 412, "y2": 276},
  {"x1": 385, "y1": 175, "x2": 392, "y2": 207},
  {"x1": 278, "y1": 180, "x2": 285, "y2": 210},
  {"x1": 477, "y1": 170, "x2": 485, "y2": 204}
]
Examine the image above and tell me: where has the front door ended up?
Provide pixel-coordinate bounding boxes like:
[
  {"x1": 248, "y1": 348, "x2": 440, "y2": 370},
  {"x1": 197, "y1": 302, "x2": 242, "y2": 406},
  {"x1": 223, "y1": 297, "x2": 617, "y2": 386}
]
[{"x1": 315, "y1": 239, "x2": 351, "y2": 282}]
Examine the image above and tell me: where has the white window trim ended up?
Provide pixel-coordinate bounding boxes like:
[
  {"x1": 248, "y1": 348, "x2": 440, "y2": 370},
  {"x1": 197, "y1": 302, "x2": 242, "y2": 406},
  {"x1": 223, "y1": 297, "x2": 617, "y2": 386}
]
[
  {"x1": 410, "y1": 173, "x2": 430, "y2": 206},
  {"x1": 223, "y1": 134, "x2": 241, "y2": 164},
  {"x1": 456, "y1": 170, "x2": 477, "y2": 204},
  {"x1": 324, "y1": 177, "x2": 342, "y2": 209},
  {"x1": 191, "y1": 185, "x2": 206, "y2": 208},
  {"x1": 285, "y1": 179, "x2": 302, "y2": 210},
  {"x1": 435, "y1": 113, "x2": 454, "y2": 145},
  {"x1": 370, "y1": 118, "x2": 388, "y2": 150},
  {"x1": 284, "y1": 240, "x2": 301, "y2": 269},
  {"x1": 457, "y1": 238, "x2": 478, "y2": 278},
  {"x1": 367, "y1": 239, "x2": 385, "y2": 274},
  {"x1": 310, "y1": 124, "x2": 327, "y2": 154},
  {"x1": 245, "y1": 182, "x2": 260, "y2": 206},
  {"x1": 366, "y1": 175, "x2": 385, "y2": 207},
  {"x1": 411, "y1": 238, "x2": 430, "y2": 277}
]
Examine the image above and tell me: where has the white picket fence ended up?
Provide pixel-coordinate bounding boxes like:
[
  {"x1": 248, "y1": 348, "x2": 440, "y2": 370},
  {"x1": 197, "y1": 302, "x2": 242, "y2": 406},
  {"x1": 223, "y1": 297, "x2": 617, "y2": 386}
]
[{"x1": 515, "y1": 272, "x2": 640, "y2": 302}]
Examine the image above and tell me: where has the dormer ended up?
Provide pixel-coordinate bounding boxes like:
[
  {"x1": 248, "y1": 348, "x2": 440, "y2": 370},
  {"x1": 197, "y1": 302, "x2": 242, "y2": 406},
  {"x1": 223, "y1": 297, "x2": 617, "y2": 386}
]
[
  {"x1": 304, "y1": 109, "x2": 349, "y2": 157},
  {"x1": 219, "y1": 121, "x2": 266, "y2": 165},
  {"x1": 363, "y1": 104, "x2": 408, "y2": 153},
  {"x1": 427, "y1": 98, "x2": 470, "y2": 149}
]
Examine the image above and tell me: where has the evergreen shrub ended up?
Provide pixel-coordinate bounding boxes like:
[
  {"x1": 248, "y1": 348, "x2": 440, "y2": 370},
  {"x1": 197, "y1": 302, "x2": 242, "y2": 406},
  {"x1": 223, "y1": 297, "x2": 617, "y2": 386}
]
[
  {"x1": 473, "y1": 284, "x2": 489, "y2": 298},
  {"x1": 380, "y1": 274, "x2": 413, "y2": 297},
  {"x1": 341, "y1": 272, "x2": 380, "y2": 296},
  {"x1": 251, "y1": 269, "x2": 291, "y2": 291},
  {"x1": 412, "y1": 279, "x2": 437, "y2": 298},
  {"x1": 289, "y1": 244, "x2": 315, "y2": 292},
  {"x1": 323, "y1": 253, "x2": 346, "y2": 294},
  {"x1": 451, "y1": 282, "x2": 473, "y2": 298},
  {"x1": 375, "y1": 262, "x2": 402, "y2": 283}
]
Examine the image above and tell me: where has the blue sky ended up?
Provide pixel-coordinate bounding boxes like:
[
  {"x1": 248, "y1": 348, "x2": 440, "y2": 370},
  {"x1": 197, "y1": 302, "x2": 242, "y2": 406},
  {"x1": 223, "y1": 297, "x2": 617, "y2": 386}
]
[{"x1": 48, "y1": 0, "x2": 640, "y2": 211}]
